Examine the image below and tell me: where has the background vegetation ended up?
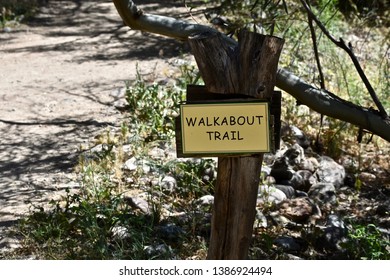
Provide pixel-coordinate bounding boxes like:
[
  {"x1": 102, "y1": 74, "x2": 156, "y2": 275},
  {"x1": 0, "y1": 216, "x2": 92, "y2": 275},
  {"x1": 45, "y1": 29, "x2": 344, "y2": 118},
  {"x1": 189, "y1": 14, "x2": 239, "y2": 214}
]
[
  {"x1": 2, "y1": 0, "x2": 389, "y2": 259},
  {"x1": 0, "y1": 0, "x2": 44, "y2": 27},
  {"x1": 196, "y1": 0, "x2": 389, "y2": 141}
]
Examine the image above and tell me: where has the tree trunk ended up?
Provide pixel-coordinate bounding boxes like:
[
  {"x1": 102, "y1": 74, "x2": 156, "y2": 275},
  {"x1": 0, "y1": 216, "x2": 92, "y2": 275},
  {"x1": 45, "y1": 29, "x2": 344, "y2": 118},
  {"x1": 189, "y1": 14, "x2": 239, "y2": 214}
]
[
  {"x1": 208, "y1": 156, "x2": 263, "y2": 259},
  {"x1": 188, "y1": 31, "x2": 284, "y2": 259}
]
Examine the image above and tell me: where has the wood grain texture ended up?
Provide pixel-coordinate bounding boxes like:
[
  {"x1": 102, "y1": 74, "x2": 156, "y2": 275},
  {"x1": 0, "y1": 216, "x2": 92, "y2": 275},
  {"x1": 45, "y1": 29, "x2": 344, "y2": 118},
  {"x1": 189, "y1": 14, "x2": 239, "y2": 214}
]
[
  {"x1": 207, "y1": 155, "x2": 263, "y2": 259},
  {"x1": 189, "y1": 31, "x2": 284, "y2": 259}
]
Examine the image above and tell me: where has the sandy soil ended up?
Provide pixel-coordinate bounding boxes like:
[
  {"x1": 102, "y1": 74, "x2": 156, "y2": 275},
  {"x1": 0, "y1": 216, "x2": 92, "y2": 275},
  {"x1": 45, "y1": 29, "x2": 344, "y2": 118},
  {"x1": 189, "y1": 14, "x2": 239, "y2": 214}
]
[{"x1": 0, "y1": 0, "x2": 190, "y2": 250}]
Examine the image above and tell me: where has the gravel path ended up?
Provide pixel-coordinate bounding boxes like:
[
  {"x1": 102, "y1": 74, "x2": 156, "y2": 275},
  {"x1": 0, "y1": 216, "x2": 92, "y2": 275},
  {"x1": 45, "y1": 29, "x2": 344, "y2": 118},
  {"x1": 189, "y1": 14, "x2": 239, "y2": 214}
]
[{"x1": 0, "y1": 0, "x2": 186, "y2": 253}]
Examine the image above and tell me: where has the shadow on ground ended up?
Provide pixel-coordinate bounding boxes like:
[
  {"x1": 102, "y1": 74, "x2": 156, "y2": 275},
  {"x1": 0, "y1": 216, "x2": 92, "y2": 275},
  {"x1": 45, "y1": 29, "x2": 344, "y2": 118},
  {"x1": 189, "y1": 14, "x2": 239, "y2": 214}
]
[
  {"x1": 0, "y1": 0, "x2": 195, "y2": 235},
  {"x1": 4, "y1": 0, "x2": 192, "y2": 62}
]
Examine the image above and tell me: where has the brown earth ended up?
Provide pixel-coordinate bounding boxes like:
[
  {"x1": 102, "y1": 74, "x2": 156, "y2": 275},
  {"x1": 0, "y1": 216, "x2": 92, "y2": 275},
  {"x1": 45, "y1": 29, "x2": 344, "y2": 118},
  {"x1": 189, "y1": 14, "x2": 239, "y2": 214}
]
[
  {"x1": 0, "y1": 0, "x2": 192, "y2": 251},
  {"x1": 1, "y1": 0, "x2": 389, "y2": 259}
]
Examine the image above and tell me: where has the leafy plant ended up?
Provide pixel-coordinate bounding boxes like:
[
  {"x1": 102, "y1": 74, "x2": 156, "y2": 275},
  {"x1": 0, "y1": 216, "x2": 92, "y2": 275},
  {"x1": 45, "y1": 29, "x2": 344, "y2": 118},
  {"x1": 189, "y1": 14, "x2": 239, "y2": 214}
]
[
  {"x1": 15, "y1": 62, "x2": 213, "y2": 260},
  {"x1": 342, "y1": 223, "x2": 390, "y2": 260},
  {"x1": 18, "y1": 176, "x2": 155, "y2": 259},
  {"x1": 196, "y1": 0, "x2": 389, "y2": 156},
  {"x1": 13, "y1": 4, "x2": 388, "y2": 259},
  {"x1": 159, "y1": 158, "x2": 216, "y2": 199},
  {"x1": 0, "y1": 0, "x2": 40, "y2": 27},
  {"x1": 124, "y1": 65, "x2": 185, "y2": 145}
]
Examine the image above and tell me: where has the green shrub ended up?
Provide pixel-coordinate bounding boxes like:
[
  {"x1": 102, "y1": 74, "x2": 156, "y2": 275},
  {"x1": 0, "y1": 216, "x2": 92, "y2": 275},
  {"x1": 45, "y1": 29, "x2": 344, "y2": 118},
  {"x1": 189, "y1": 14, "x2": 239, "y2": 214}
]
[
  {"x1": 124, "y1": 66, "x2": 185, "y2": 144},
  {"x1": 342, "y1": 223, "x2": 390, "y2": 260},
  {"x1": 0, "y1": 0, "x2": 40, "y2": 27},
  {"x1": 17, "y1": 63, "x2": 211, "y2": 259},
  {"x1": 19, "y1": 175, "x2": 154, "y2": 259}
]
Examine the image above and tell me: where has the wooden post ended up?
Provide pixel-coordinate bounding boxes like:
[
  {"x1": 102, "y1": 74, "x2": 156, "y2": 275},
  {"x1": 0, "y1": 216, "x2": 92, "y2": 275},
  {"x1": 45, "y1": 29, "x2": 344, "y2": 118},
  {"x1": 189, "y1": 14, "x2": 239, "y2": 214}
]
[{"x1": 188, "y1": 30, "x2": 284, "y2": 259}]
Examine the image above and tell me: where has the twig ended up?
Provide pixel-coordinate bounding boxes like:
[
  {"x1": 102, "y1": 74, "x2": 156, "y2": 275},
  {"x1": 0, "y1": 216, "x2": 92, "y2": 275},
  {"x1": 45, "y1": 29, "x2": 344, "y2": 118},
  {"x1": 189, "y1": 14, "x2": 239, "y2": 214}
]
[
  {"x1": 307, "y1": 15, "x2": 325, "y2": 89},
  {"x1": 300, "y1": 0, "x2": 388, "y2": 119},
  {"x1": 307, "y1": 12, "x2": 326, "y2": 148},
  {"x1": 183, "y1": 0, "x2": 200, "y2": 24}
]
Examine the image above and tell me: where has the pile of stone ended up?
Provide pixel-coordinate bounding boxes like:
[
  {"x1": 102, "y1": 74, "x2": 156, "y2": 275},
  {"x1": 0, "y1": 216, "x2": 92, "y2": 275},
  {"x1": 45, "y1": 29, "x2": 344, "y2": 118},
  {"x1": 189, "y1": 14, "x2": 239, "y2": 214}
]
[{"x1": 119, "y1": 125, "x2": 387, "y2": 259}]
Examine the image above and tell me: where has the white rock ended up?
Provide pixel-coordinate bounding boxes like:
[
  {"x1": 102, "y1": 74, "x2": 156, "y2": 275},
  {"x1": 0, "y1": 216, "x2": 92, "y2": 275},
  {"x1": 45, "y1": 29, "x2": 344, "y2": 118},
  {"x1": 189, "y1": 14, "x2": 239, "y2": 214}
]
[
  {"x1": 111, "y1": 226, "x2": 130, "y2": 240},
  {"x1": 123, "y1": 157, "x2": 137, "y2": 171},
  {"x1": 195, "y1": 195, "x2": 214, "y2": 206},
  {"x1": 160, "y1": 176, "x2": 177, "y2": 193},
  {"x1": 148, "y1": 147, "x2": 165, "y2": 158},
  {"x1": 257, "y1": 185, "x2": 287, "y2": 205}
]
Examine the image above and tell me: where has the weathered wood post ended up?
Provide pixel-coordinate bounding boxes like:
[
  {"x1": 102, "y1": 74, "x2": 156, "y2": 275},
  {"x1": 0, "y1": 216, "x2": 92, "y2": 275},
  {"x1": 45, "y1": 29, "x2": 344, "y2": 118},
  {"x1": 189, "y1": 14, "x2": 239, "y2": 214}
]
[{"x1": 188, "y1": 31, "x2": 284, "y2": 259}]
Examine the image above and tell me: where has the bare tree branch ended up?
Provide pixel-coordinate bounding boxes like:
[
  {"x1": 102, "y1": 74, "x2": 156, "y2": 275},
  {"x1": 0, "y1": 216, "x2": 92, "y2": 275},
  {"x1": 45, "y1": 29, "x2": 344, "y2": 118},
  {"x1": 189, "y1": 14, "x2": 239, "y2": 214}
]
[
  {"x1": 276, "y1": 69, "x2": 390, "y2": 142},
  {"x1": 307, "y1": 15, "x2": 325, "y2": 89},
  {"x1": 307, "y1": 12, "x2": 326, "y2": 147},
  {"x1": 111, "y1": 0, "x2": 390, "y2": 142},
  {"x1": 300, "y1": 0, "x2": 388, "y2": 119},
  {"x1": 112, "y1": 0, "x2": 234, "y2": 44}
]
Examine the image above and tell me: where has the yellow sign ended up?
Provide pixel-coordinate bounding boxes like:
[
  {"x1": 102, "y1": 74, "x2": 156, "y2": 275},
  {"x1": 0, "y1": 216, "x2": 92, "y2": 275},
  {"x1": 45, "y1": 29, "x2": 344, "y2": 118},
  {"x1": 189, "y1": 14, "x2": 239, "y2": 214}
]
[{"x1": 180, "y1": 102, "x2": 270, "y2": 155}]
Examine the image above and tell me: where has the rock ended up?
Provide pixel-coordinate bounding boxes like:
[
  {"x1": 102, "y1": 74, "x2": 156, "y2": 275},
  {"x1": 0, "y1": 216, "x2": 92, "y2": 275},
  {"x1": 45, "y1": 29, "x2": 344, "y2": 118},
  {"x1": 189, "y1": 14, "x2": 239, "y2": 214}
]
[
  {"x1": 298, "y1": 157, "x2": 319, "y2": 173},
  {"x1": 141, "y1": 160, "x2": 151, "y2": 173},
  {"x1": 123, "y1": 157, "x2": 152, "y2": 173},
  {"x1": 291, "y1": 125, "x2": 311, "y2": 148},
  {"x1": 0, "y1": 236, "x2": 22, "y2": 253},
  {"x1": 274, "y1": 184, "x2": 295, "y2": 198},
  {"x1": 144, "y1": 243, "x2": 174, "y2": 259},
  {"x1": 121, "y1": 144, "x2": 132, "y2": 153},
  {"x1": 255, "y1": 210, "x2": 268, "y2": 228},
  {"x1": 82, "y1": 144, "x2": 111, "y2": 162},
  {"x1": 270, "y1": 144, "x2": 307, "y2": 184},
  {"x1": 269, "y1": 211, "x2": 292, "y2": 226},
  {"x1": 326, "y1": 214, "x2": 345, "y2": 228},
  {"x1": 295, "y1": 190, "x2": 308, "y2": 197},
  {"x1": 283, "y1": 172, "x2": 305, "y2": 190},
  {"x1": 263, "y1": 153, "x2": 276, "y2": 166},
  {"x1": 202, "y1": 166, "x2": 216, "y2": 184},
  {"x1": 308, "y1": 183, "x2": 337, "y2": 210},
  {"x1": 257, "y1": 185, "x2": 287, "y2": 205},
  {"x1": 185, "y1": 212, "x2": 212, "y2": 236},
  {"x1": 148, "y1": 146, "x2": 165, "y2": 158},
  {"x1": 90, "y1": 144, "x2": 104, "y2": 153},
  {"x1": 160, "y1": 176, "x2": 177, "y2": 194},
  {"x1": 124, "y1": 196, "x2": 151, "y2": 214},
  {"x1": 278, "y1": 197, "x2": 321, "y2": 224},
  {"x1": 274, "y1": 236, "x2": 307, "y2": 253},
  {"x1": 156, "y1": 223, "x2": 185, "y2": 242},
  {"x1": 315, "y1": 156, "x2": 345, "y2": 188},
  {"x1": 261, "y1": 165, "x2": 272, "y2": 177},
  {"x1": 123, "y1": 157, "x2": 138, "y2": 171},
  {"x1": 296, "y1": 170, "x2": 317, "y2": 192},
  {"x1": 111, "y1": 226, "x2": 130, "y2": 240},
  {"x1": 284, "y1": 143, "x2": 305, "y2": 167},
  {"x1": 264, "y1": 176, "x2": 276, "y2": 185},
  {"x1": 195, "y1": 195, "x2": 214, "y2": 207},
  {"x1": 358, "y1": 172, "x2": 376, "y2": 184},
  {"x1": 284, "y1": 253, "x2": 303, "y2": 260},
  {"x1": 377, "y1": 227, "x2": 390, "y2": 238},
  {"x1": 315, "y1": 214, "x2": 348, "y2": 252},
  {"x1": 281, "y1": 124, "x2": 310, "y2": 148},
  {"x1": 270, "y1": 157, "x2": 294, "y2": 181}
]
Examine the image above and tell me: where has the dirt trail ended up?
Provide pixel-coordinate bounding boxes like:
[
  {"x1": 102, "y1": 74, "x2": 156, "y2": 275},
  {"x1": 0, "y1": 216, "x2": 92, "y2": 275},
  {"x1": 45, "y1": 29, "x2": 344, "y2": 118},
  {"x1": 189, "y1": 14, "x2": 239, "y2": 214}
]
[{"x1": 0, "y1": 0, "x2": 188, "y2": 251}]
